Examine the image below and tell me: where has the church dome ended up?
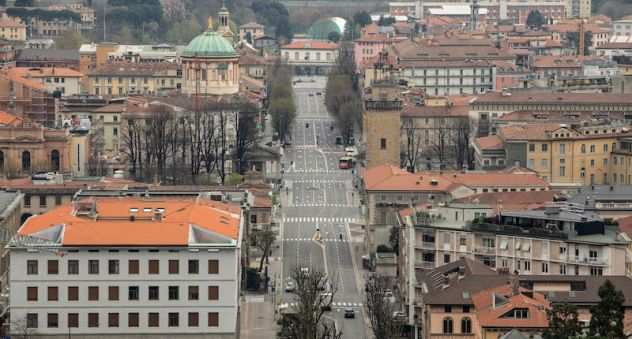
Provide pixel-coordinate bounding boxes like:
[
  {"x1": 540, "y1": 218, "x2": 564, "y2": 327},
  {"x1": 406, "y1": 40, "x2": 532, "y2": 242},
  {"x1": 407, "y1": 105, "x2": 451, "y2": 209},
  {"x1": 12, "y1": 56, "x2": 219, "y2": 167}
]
[{"x1": 182, "y1": 29, "x2": 238, "y2": 58}]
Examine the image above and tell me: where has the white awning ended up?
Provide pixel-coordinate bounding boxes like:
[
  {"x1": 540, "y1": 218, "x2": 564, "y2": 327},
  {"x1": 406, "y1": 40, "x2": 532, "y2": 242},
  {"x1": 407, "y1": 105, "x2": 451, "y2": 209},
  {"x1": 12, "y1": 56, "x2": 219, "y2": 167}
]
[{"x1": 500, "y1": 239, "x2": 508, "y2": 250}]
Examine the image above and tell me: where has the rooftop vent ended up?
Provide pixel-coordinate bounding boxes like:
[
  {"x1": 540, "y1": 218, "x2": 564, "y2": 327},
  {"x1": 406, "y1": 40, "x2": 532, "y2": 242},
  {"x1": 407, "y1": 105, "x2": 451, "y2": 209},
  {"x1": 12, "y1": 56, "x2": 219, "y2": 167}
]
[{"x1": 430, "y1": 179, "x2": 438, "y2": 186}]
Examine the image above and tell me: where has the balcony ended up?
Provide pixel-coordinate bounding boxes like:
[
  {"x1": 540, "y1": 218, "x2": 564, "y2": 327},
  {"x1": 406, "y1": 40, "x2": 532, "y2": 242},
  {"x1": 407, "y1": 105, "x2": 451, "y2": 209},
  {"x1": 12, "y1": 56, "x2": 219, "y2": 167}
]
[
  {"x1": 474, "y1": 246, "x2": 495, "y2": 255},
  {"x1": 416, "y1": 241, "x2": 436, "y2": 250},
  {"x1": 468, "y1": 222, "x2": 567, "y2": 240},
  {"x1": 567, "y1": 257, "x2": 608, "y2": 266}
]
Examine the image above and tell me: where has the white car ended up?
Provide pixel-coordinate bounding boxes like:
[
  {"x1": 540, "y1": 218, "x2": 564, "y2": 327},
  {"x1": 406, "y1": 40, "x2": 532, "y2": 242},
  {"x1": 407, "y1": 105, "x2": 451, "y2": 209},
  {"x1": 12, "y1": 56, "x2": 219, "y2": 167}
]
[
  {"x1": 301, "y1": 267, "x2": 310, "y2": 274},
  {"x1": 345, "y1": 146, "x2": 358, "y2": 157},
  {"x1": 285, "y1": 280, "x2": 296, "y2": 292}
]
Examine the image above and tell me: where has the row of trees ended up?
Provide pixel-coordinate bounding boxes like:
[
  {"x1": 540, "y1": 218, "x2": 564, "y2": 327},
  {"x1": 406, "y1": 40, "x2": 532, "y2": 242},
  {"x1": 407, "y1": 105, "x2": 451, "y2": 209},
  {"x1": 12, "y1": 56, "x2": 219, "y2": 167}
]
[
  {"x1": 121, "y1": 99, "x2": 258, "y2": 185},
  {"x1": 325, "y1": 42, "x2": 362, "y2": 145},
  {"x1": 268, "y1": 61, "x2": 296, "y2": 143},
  {"x1": 6, "y1": 7, "x2": 81, "y2": 23},
  {"x1": 544, "y1": 279, "x2": 625, "y2": 339}
]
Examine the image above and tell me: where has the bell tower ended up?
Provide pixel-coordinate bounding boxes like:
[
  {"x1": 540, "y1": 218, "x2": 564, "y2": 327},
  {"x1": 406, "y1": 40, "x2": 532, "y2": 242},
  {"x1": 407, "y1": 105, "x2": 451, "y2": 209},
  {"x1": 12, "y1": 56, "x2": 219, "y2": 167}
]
[{"x1": 217, "y1": 1, "x2": 234, "y2": 40}]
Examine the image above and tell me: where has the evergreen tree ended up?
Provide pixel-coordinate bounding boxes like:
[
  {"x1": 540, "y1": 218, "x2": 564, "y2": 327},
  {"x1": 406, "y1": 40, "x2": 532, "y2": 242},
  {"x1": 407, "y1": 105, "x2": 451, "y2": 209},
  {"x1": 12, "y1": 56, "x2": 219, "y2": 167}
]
[
  {"x1": 543, "y1": 303, "x2": 581, "y2": 339},
  {"x1": 353, "y1": 11, "x2": 372, "y2": 27},
  {"x1": 589, "y1": 280, "x2": 625, "y2": 338}
]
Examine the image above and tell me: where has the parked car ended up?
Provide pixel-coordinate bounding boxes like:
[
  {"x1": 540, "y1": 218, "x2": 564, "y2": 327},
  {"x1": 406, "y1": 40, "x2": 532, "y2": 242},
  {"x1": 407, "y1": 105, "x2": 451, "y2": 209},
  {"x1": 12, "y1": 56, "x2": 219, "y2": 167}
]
[
  {"x1": 285, "y1": 280, "x2": 296, "y2": 292},
  {"x1": 345, "y1": 146, "x2": 358, "y2": 157},
  {"x1": 344, "y1": 308, "x2": 355, "y2": 318}
]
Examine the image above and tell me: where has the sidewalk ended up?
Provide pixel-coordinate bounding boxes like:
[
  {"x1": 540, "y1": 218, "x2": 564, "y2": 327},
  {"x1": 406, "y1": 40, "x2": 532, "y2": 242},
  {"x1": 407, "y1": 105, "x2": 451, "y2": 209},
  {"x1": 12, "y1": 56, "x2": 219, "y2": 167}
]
[{"x1": 240, "y1": 293, "x2": 278, "y2": 339}]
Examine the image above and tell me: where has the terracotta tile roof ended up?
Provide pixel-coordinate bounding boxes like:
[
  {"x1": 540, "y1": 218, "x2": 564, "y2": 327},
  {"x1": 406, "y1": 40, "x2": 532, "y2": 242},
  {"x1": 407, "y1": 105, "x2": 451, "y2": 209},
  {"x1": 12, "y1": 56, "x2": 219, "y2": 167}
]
[
  {"x1": 281, "y1": 40, "x2": 338, "y2": 50},
  {"x1": 434, "y1": 171, "x2": 549, "y2": 189},
  {"x1": 453, "y1": 190, "x2": 558, "y2": 211},
  {"x1": 0, "y1": 17, "x2": 25, "y2": 28},
  {"x1": 473, "y1": 91, "x2": 632, "y2": 105},
  {"x1": 363, "y1": 164, "x2": 460, "y2": 192},
  {"x1": 498, "y1": 123, "x2": 563, "y2": 141},
  {"x1": 18, "y1": 197, "x2": 241, "y2": 246},
  {"x1": 532, "y1": 55, "x2": 586, "y2": 69},
  {"x1": 475, "y1": 134, "x2": 504, "y2": 150},
  {"x1": 473, "y1": 285, "x2": 549, "y2": 329},
  {"x1": 398, "y1": 59, "x2": 494, "y2": 68},
  {"x1": 239, "y1": 53, "x2": 267, "y2": 66},
  {"x1": 617, "y1": 215, "x2": 632, "y2": 238},
  {"x1": 9, "y1": 67, "x2": 82, "y2": 78},
  {"x1": 92, "y1": 103, "x2": 127, "y2": 113},
  {"x1": 0, "y1": 111, "x2": 24, "y2": 126},
  {"x1": 401, "y1": 104, "x2": 469, "y2": 117}
]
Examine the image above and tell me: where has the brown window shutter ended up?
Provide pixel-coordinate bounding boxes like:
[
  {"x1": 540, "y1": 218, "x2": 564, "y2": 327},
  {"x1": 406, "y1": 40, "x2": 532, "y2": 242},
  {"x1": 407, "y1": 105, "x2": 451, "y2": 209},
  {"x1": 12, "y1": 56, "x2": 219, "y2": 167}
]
[
  {"x1": 208, "y1": 286, "x2": 219, "y2": 300},
  {"x1": 47, "y1": 286, "x2": 58, "y2": 301},
  {"x1": 169, "y1": 260, "x2": 179, "y2": 274},
  {"x1": 188, "y1": 312, "x2": 199, "y2": 327},
  {"x1": 208, "y1": 312, "x2": 219, "y2": 327},
  {"x1": 47, "y1": 260, "x2": 58, "y2": 274},
  {"x1": 108, "y1": 286, "x2": 119, "y2": 301},
  {"x1": 88, "y1": 286, "x2": 99, "y2": 301},
  {"x1": 149, "y1": 260, "x2": 159, "y2": 274},
  {"x1": 68, "y1": 286, "x2": 79, "y2": 301},
  {"x1": 208, "y1": 259, "x2": 219, "y2": 274},
  {"x1": 128, "y1": 260, "x2": 139, "y2": 274},
  {"x1": 27, "y1": 286, "x2": 38, "y2": 301}
]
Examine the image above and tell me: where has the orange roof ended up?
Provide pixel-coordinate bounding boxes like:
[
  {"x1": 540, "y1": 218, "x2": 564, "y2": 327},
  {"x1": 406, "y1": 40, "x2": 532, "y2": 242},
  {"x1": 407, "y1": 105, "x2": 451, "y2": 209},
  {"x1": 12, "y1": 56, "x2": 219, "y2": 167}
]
[
  {"x1": 473, "y1": 284, "x2": 549, "y2": 328},
  {"x1": 282, "y1": 40, "x2": 338, "y2": 50},
  {"x1": 0, "y1": 110, "x2": 23, "y2": 126},
  {"x1": 362, "y1": 164, "x2": 461, "y2": 192},
  {"x1": 475, "y1": 135, "x2": 504, "y2": 150},
  {"x1": 435, "y1": 171, "x2": 549, "y2": 188},
  {"x1": 9, "y1": 67, "x2": 83, "y2": 78},
  {"x1": 18, "y1": 197, "x2": 241, "y2": 246}
]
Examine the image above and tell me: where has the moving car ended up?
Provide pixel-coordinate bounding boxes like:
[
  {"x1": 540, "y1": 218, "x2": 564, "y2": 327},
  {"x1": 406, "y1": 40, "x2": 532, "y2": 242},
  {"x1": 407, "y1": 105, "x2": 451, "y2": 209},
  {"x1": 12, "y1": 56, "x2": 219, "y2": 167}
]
[
  {"x1": 285, "y1": 280, "x2": 296, "y2": 292},
  {"x1": 344, "y1": 308, "x2": 355, "y2": 318},
  {"x1": 345, "y1": 146, "x2": 358, "y2": 157},
  {"x1": 338, "y1": 156, "x2": 354, "y2": 169}
]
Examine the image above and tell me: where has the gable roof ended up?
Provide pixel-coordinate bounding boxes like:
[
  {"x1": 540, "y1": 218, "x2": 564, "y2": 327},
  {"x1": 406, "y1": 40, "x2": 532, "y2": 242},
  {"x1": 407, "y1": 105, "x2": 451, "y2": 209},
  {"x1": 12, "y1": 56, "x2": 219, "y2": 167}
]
[
  {"x1": 362, "y1": 164, "x2": 461, "y2": 192},
  {"x1": 473, "y1": 285, "x2": 549, "y2": 329}
]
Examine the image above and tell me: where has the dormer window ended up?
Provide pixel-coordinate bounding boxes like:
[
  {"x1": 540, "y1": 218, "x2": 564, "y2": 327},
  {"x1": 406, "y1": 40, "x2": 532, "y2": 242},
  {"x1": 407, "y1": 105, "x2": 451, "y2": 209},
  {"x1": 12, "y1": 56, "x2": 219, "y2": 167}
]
[{"x1": 502, "y1": 308, "x2": 529, "y2": 319}]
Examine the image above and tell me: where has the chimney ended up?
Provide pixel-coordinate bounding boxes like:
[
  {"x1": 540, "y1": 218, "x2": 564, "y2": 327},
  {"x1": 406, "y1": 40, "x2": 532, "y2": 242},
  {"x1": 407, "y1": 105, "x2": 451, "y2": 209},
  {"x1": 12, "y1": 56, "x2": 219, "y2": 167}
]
[
  {"x1": 510, "y1": 270, "x2": 519, "y2": 296},
  {"x1": 153, "y1": 209, "x2": 163, "y2": 222},
  {"x1": 129, "y1": 207, "x2": 138, "y2": 221}
]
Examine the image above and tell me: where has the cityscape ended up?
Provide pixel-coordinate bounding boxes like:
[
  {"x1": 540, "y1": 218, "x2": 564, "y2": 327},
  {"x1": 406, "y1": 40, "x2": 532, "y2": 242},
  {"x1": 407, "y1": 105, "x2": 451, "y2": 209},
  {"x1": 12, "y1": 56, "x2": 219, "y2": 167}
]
[{"x1": 0, "y1": 0, "x2": 630, "y2": 339}]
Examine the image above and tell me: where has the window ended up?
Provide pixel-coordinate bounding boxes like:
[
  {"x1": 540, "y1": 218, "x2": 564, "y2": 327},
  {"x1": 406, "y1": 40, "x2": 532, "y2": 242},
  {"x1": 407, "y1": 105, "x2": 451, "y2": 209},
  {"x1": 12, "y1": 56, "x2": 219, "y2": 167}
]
[
  {"x1": 47, "y1": 286, "x2": 58, "y2": 301},
  {"x1": 208, "y1": 286, "x2": 219, "y2": 300},
  {"x1": 108, "y1": 260, "x2": 119, "y2": 274},
  {"x1": 68, "y1": 260, "x2": 79, "y2": 274},
  {"x1": 528, "y1": 144, "x2": 535, "y2": 152},
  {"x1": 590, "y1": 144, "x2": 596, "y2": 153},
  {"x1": 208, "y1": 312, "x2": 219, "y2": 327},
  {"x1": 527, "y1": 159, "x2": 534, "y2": 169},
  {"x1": 482, "y1": 238, "x2": 495, "y2": 248},
  {"x1": 442, "y1": 317, "x2": 453, "y2": 334},
  {"x1": 149, "y1": 260, "x2": 159, "y2": 274},
  {"x1": 523, "y1": 261, "x2": 531, "y2": 272},
  {"x1": 24, "y1": 194, "x2": 31, "y2": 207},
  {"x1": 189, "y1": 286, "x2": 199, "y2": 300},
  {"x1": 461, "y1": 317, "x2": 472, "y2": 334},
  {"x1": 27, "y1": 260, "x2": 38, "y2": 275},
  {"x1": 591, "y1": 267, "x2": 603, "y2": 276},
  {"x1": 444, "y1": 305, "x2": 452, "y2": 313},
  {"x1": 169, "y1": 286, "x2": 179, "y2": 300},
  {"x1": 128, "y1": 259, "x2": 139, "y2": 274},
  {"x1": 88, "y1": 313, "x2": 99, "y2": 327},
  {"x1": 560, "y1": 264, "x2": 567, "y2": 275},
  {"x1": 27, "y1": 313, "x2": 38, "y2": 328},
  {"x1": 39, "y1": 195, "x2": 46, "y2": 207},
  {"x1": 48, "y1": 260, "x2": 58, "y2": 274},
  {"x1": 380, "y1": 138, "x2": 387, "y2": 150},
  {"x1": 128, "y1": 313, "x2": 139, "y2": 327},
  {"x1": 68, "y1": 313, "x2": 78, "y2": 328},
  {"x1": 27, "y1": 286, "x2": 38, "y2": 301},
  {"x1": 89, "y1": 260, "x2": 99, "y2": 274},
  {"x1": 604, "y1": 144, "x2": 609, "y2": 152},
  {"x1": 208, "y1": 259, "x2": 219, "y2": 274},
  {"x1": 22, "y1": 151, "x2": 30, "y2": 171},
  {"x1": 108, "y1": 313, "x2": 119, "y2": 327},
  {"x1": 188, "y1": 312, "x2": 199, "y2": 327},
  {"x1": 169, "y1": 260, "x2": 179, "y2": 274},
  {"x1": 169, "y1": 312, "x2": 179, "y2": 327},
  {"x1": 463, "y1": 305, "x2": 470, "y2": 313},
  {"x1": 542, "y1": 263, "x2": 549, "y2": 273},
  {"x1": 540, "y1": 158, "x2": 548, "y2": 169},
  {"x1": 113, "y1": 127, "x2": 118, "y2": 136},
  {"x1": 188, "y1": 260, "x2": 199, "y2": 274},
  {"x1": 541, "y1": 144, "x2": 548, "y2": 152},
  {"x1": 47, "y1": 313, "x2": 58, "y2": 328},
  {"x1": 149, "y1": 286, "x2": 159, "y2": 300},
  {"x1": 148, "y1": 313, "x2": 160, "y2": 327},
  {"x1": 108, "y1": 286, "x2": 119, "y2": 301},
  {"x1": 443, "y1": 254, "x2": 450, "y2": 264},
  {"x1": 459, "y1": 238, "x2": 466, "y2": 246},
  {"x1": 559, "y1": 143, "x2": 566, "y2": 154},
  {"x1": 503, "y1": 308, "x2": 529, "y2": 319},
  {"x1": 128, "y1": 286, "x2": 139, "y2": 300},
  {"x1": 88, "y1": 286, "x2": 99, "y2": 301}
]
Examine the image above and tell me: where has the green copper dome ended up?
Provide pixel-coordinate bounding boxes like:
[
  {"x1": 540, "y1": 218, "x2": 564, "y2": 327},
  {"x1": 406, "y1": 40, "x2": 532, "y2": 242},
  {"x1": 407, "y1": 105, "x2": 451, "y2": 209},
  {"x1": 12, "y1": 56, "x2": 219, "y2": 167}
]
[{"x1": 182, "y1": 30, "x2": 238, "y2": 58}]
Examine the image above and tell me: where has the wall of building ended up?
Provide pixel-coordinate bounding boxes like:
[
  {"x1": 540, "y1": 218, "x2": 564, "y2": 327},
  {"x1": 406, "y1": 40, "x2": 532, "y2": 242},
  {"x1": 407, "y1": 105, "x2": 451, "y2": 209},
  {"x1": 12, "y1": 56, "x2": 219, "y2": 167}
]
[{"x1": 363, "y1": 110, "x2": 401, "y2": 169}]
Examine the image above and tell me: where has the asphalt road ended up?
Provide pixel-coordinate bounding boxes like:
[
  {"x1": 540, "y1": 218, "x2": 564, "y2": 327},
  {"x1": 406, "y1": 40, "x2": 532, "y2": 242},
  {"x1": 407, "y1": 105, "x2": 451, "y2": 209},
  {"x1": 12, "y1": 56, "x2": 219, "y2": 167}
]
[{"x1": 279, "y1": 76, "x2": 366, "y2": 339}]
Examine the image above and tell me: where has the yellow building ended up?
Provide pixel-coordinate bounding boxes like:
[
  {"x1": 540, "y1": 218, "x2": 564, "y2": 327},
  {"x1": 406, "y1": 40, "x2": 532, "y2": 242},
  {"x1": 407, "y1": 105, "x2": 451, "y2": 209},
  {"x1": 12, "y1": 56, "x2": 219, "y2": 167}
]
[
  {"x1": 87, "y1": 63, "x2": 181, "y2": 96},
  {"x1": 0, "y1": 15, "x2": 26, "y2": 42}
]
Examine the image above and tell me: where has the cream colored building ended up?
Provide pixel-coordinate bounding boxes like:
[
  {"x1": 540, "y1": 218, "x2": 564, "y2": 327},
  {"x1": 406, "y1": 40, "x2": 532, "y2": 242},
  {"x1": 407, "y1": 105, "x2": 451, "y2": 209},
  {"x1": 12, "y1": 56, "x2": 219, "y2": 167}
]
[
  {"x1": 0, "y1": 15, "x2": 26, "y2": 42},
  {"x1": 88, "y1": 63, "x2": 181, "y2": 96}
]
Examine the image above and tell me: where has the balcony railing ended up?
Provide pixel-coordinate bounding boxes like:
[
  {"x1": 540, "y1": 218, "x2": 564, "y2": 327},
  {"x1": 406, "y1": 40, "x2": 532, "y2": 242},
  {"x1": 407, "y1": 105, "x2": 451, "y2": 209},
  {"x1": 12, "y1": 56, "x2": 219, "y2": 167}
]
[
  {"x1": 416, "y1": 241, "x2": 436, "y2": 250},
  {"x1": 567, "y1": 257, "x2": 608, "y2": 266},
  {"x1": 474, "y1": 246, "x2": 496, "y2": 255},
  {"x1": 468, "y1": 222, "x2": 567, "y2": 240}
]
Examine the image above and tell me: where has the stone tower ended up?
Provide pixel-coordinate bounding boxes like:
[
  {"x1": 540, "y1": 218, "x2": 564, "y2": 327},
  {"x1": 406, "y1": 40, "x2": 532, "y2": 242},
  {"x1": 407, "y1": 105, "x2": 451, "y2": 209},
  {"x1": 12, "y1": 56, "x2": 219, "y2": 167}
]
[
  {"x1": 362, "y1": 81, "x2": 403, "y2": 169},
  {"x1": 217, "y1": 2, "x2": 234, "y2": 40}
]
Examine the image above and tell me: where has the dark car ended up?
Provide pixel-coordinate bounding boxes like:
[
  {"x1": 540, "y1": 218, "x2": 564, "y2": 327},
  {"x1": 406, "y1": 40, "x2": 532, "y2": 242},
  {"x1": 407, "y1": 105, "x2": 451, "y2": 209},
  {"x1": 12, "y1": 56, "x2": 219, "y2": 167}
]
[{"x1": 344, "y1": 308, "x2": 355, "y2": 318}]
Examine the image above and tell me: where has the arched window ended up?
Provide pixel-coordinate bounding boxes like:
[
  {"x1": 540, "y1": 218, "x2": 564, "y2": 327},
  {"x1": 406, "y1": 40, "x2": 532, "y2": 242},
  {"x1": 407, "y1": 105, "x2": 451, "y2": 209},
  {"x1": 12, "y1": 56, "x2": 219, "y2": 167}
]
[
  {"x1": 0, "y1": 150, "x2": 4, "y2": 172},
  {"x1": 461, "y1": 317, "x2": 472, "y2": 334},
  {"x1": 21, "y1": 151, "x2": 30, "y2": 171},
  {"x1": 51, "y1": 150, "x2": 60, "y2": 172},
  {"x1": 443, "y1": 317, "x2": 453, "y2": 334}
]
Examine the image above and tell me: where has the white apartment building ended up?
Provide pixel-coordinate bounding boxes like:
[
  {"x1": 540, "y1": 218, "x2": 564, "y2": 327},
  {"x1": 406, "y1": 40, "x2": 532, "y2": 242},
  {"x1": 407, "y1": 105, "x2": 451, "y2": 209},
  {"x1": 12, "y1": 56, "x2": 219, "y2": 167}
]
[
  {"x1": 7, "y1": 197, "x2": 243, "y2": 339},
  {"x1": 280, "y1": 40, "x2": 339, "y2": 75},
  {"x1": 397, "y1": 60, "x2": 497, "y2": 96}
]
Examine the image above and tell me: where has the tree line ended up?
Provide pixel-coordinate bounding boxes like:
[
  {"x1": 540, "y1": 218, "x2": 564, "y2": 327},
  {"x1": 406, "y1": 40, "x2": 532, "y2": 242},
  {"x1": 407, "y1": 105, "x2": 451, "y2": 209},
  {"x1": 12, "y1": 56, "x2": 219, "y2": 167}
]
[
  {"x1": 121, "y1": 99, "x2": 258, "y2": 185},
  {"x1": 268, "y1": 61, "x2": 296, "y2": 144},
  {"x1": 6, "y1": 7, "x2": 81, "y2": 23}
]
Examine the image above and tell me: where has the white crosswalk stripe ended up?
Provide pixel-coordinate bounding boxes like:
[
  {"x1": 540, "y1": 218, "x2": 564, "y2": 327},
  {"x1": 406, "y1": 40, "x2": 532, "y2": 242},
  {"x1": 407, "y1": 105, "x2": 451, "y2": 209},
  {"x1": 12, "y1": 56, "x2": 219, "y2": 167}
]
[{"x1": 283, "y1": 217, "x2": 358, "y2": 224}]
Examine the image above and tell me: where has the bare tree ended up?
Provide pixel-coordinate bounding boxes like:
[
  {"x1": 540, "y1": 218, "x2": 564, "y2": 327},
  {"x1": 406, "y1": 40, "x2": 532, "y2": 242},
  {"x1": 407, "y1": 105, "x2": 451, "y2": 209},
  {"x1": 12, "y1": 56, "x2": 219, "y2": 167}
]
[
  {"x1": 401, "y1": 118, "x2": 423, "y2": 172},
  {"x1": 430, "y1": 119, "x2": 450, "y2": 170},
  {"x1": 233, "y1": 101, "x2": 260, "y2": 174},
  {"x1": 366, "y1": 274, "x2": 404, "y2": 339},
  {"x1": 452, "y1": 118, "x2": 473, "y2": 170},
  {"x1": 280, "y1": 268, "x2": 342, "y2": 339},
  {"x1": 254, "y1": 227, "x2": 276, "y2": 272}
]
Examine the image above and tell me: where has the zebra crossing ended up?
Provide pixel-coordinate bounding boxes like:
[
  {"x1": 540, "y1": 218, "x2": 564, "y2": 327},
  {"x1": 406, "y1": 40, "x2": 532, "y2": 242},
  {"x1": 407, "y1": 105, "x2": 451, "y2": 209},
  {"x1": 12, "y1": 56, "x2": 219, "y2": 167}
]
[
  {"x1": 281, "y1": 302, "x2": 363, "y2": 308},
  {"x1": 289, "y1": 168, "x2": 334, "y2": 173},
  {"x1": 292, "y1": 203, "x2": 348, "y2": 207},
  {"x1": 283, "y1": 216, "x2": 358, "y2": 224},
  {"x1": 291, "y1": 179, "x2": 345, "y2": 184},
  {"x1": 284, "y1": 238, "x2": 348, "y2": 243}
]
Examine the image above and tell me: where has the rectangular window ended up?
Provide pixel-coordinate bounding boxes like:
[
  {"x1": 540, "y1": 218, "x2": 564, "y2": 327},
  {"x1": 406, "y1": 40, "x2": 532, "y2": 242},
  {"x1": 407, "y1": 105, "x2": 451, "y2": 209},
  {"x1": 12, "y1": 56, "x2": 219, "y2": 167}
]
[
  {"x1": 559, "y1": 143, "x2": 566, "y2": 154},
  {"x1": 113, "y1": 127, "x2": 118, "y2": 136},
  {"x1": 108, "y1": 313, "x2": 119, "y2": 327},
  {"x1": 68, "y1": 286, "x2": 79, "y2": 301},
  {"x1": 128, "y1": 259, "x2": 139, "y2": 274},
  {"x1": 188, "y1": 312, "x2": 199, "y2": 327},
  {"x1": 68, "y1": 313, "x2": 78, "y2": 328},
  {"x1": 27, "y1": 313, "x2": 38, "y2": 328},
  {"x1": 188, "y1": 260, "x2": 199, "y2": 274},
  {"x1": 48, "y1": 260, "x2": 58, "y2": 274},
  {"x1": 149, "y1": 286, "x2": 159, "y2": 300},
  {"x1": 380, "y1": 138, "x2": 387, "y2": 150},
  {"x1": 541, "y1": 144, "x2": 548, "y2": 152},
  {"x1": 169, "y1": 260, "x2": 179, "y2": 274},
  {"x1": 47, "y1": 286, "x2": 58, "y2": 301},
  {"x1": 108, "y1": 260, "x2": 119, "y2": 274},
  {"x1": 24, "y1": 194, "x2": 31, "y2": 207},
  {"x1": 39, "y1": 195, "x2": 46, "y2": 207},
  {"x1": 128, "y1": 313, "x2": 139, "y2": 327},
  {"x1": 68, "y1": 260, "x2": 79, "y2": 274},
  {"x1": 27, "y1": 286, "x2": 38, "y2": 301},
  {"x1": 189, "y1": 286, "x2": 199, "y2": 300},
  {"x1": 208, "y1": 286, "x2": 219, "y2": 300},
  {"x1": 128, "y1": 286, "x2": 139, "y2": 300},
  {"x1": 88, "y1": 313, "x2": 99, "y2": 328},
  {"x1": 542, "y1": 263, "x2": 548, "y2": 273},
  {"x1": 108, "y1": 286, "x2": 119, "y2": 301},
  {"x1": 27, "y1": 260, "x2": 38, "y2": 275},
  {"x1": 88, "y1": 260, "x2": 99, "y2": 274},
  {"x1": 148, "y1": 313, "x2": 159, "y2": 327},
  {"x1": 169, "y1": 312, "x2": 179, "y2": 327},
  {"x1": 208, "y1": 259, "x2": 219, "y2": 274},
  {"x1": 47, "y1": 313, "x2": 58, "y2": 328},
  {"x1": 149, "y1": 260, "x2": 159, "y2": 274},
  {"x1": 208, "y1": 312, "x2": 219, "y2": 327},
  {"x1": 169, "y1": 286, "x2": 179, "y2": 300},
  {"x1": 463, "y1": 305, "x2": 470, "y2": 313},
  {"x1": 528, "y1": 144, "x2": 535, "y2": 152},
  {"x1": 88, "y1": 286, "x2": 99, "y2": 301}
]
